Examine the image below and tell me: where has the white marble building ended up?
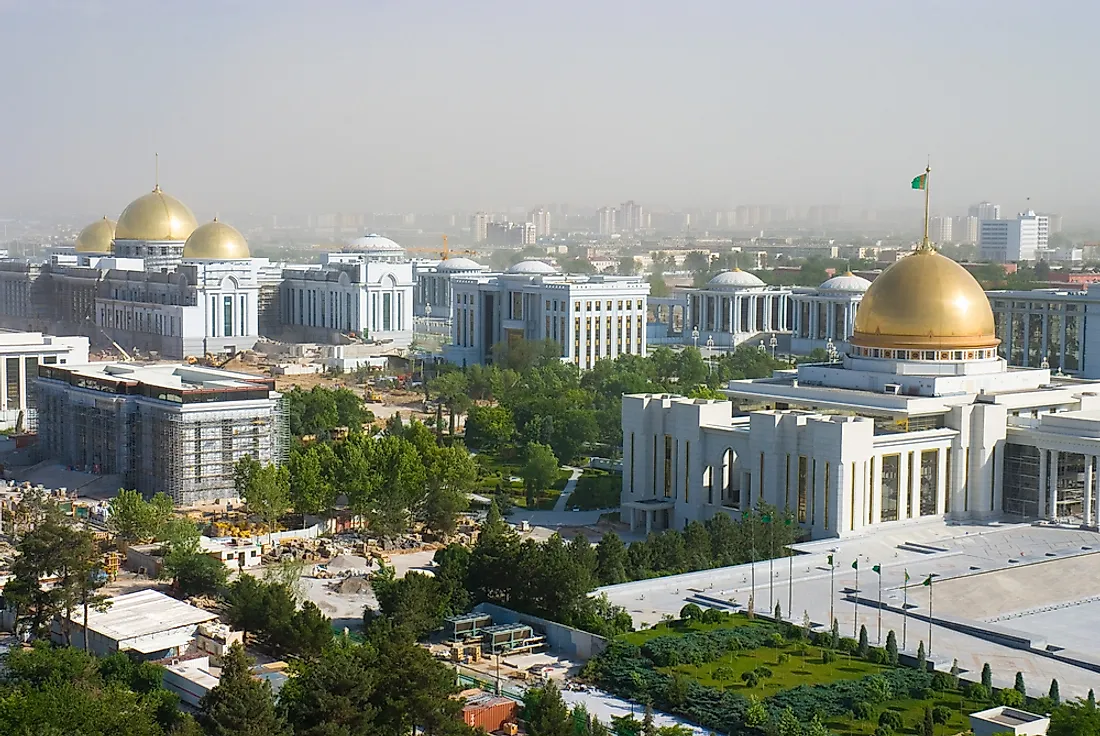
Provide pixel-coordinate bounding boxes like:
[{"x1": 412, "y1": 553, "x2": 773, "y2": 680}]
[
  {"x1": 623, "y1": 246, "x2": 1100, "y2": 538},
  {"x1": 443, "y1": 261, "x2": 649, "y2": 369}
]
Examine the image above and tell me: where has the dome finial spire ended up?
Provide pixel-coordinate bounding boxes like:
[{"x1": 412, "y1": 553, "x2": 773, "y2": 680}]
[{"x1": 154, "y1": 152, "x2": 160, "y2": 192}]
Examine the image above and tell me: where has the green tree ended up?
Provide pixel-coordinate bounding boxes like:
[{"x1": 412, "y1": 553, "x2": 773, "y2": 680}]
[
  {"x1": 198, "y1": 643, "x2": 287, "y2": 736},
  {"x1": 522, "y1": 442, "x2": 559, "y2": 507},
  {"x1": 108, "y1": 489, "x2": 173, "y2": 545},
  {"x1": 430, "y1": 371, "x2": 471, "y2": 436},
  {"x1": 372, "y1": 570, "x2": 449, "y2": 639},
  {"x1": 1050, "y1": 678, "x2": 1061, "y2": 704},
  {"x1": 464, "y1": 404, "x2": 515, "y2": 448},
  {"x1": 287, "y1": 443, "x2": 337, "y2": 516},
  {"x1": 1048, "y1": 700, "x2": 1100, "y2": 736},
  {"x1": 235, "y1": 458, "x2": 291, "y2": 543},
  {"x1": 922, "y1": 706, "x2": 934, "y2": 736},
  {"x1": 1015, "y1": 671, "x2": 1027, "y2": 696},
  {"x1": 981, "y1": 662, "x2": 992, "y2": 689},
  {"x1": 885, "y1": 629, "x2": 898, "y2": 665},
  {"x1": 595, "y1": 532, "x2": 629, "y2": 585},
  {"x1": 858, "y1": 625, "x2": 870, "y2": 657},
  {"x1": 422, "y1": 443, "x2": 475, "y2": 536},
  {"x1": 160, "y1": 519, "x2": 227, "y2": 597},
  {"x1": 525, "y1": 681, "x2": 572, "y2": 736},
  {"x1": 917, "y1": 640, "x2": 927, "y2": 671}
]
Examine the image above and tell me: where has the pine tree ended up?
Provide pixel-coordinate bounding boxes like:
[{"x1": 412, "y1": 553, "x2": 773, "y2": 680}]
[
  {"x1": 774, "y1": 601, "x2": 782, "y2": 621},
  {"x1": 198, "y1": 643, "x2": 287, "y2": 736},
  {"x1": 1049, "y1": 678, "x2": 1060, "y2": 705},
  {"x1": 950, "y1": 659, "x2": 961, "y2": 690},
  {"x1": 885, "y1": 630, "x2": 898, "y2": 665},
  {"x1": 922, "y1": 706, "x2": 934, "y2": 736},
  {"x1": 917, "y1": 640, "x2": 927, "y2": 671},
  {"x1": 858, "y1": 625, "x2": 869, "y2": 657},
  {"x1": 642, "y1": 703, "x2": 656, "y2": 736},
  {"x1": 1014, "y1": 671, "x2": 1026, "y2": 696},
  {"x1": 981, "y1": 662, "x2": 992, "y2": 689},
  {"x1": 830, "y1": 618, "x2": 840, "y2": 649},
  {"x1": 1088, "y1": 688, "x2": 1096, "y2": 709}
]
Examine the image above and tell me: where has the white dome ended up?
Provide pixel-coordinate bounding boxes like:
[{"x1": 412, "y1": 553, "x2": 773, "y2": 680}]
[
  {"x1": 437, "y1": 257, "x2": 484, "y2": 272},
  {"x1": 507, "y1": 260, "x2": 558, "y2": 275},
  {"x1": 706, "y1": 269, "x2": 765, "y2": 289},
  {"x1": 819, "y1": 272, "x2": 872, "y2": 292},
  {"x1": 344, "y1": 234, "x2": 404, "y2": 252}
]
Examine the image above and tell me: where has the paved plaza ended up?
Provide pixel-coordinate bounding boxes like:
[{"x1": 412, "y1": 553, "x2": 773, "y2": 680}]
[{"x1": 598, "y1": 520, "x2": 1100, "y2": 700}]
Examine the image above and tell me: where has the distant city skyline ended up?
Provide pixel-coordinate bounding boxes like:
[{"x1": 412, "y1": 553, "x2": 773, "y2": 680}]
[{"x1": 1, "y1": 1, "x2": 1098, "y2": 220}]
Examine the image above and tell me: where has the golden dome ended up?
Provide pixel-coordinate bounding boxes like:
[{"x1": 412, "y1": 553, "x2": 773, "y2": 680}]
[
  {"x1": 74, "y1": 216, "x2": 116, "y2": 253},
  {"x1": 182, "y1": 219, "x2": 250, "y2": 259},
  {"x1": 115, "y1": 186, "x2": 197, "y2": 241},
  {"x1": 851, "y1": 248, "x2": 998, "y2": 350}
]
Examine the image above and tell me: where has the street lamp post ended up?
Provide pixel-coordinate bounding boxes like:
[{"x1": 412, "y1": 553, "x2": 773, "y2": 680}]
[
  {"x1": 826, "y1": 337, "x2": 839, "y2": 363},
  {"x1": 769, "y1": 334, "x2": 778, "y2": 360},
  {"x1": 705, "y1": 335, "x2": 715, "y2": 375},
  {"x1": 758, "y1": 339, "x2": 766, "y2": 354},
  {"x1": 692, "y1": 325, "x2": 700, "y2": 350}
]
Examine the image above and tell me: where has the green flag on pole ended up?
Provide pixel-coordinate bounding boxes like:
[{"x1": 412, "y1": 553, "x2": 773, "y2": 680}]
[
  {"x1": 922, "y1": 575, "x2": 934, "y2": 587},
  {"x1": 904, "y1": 569, "x2": 911, "y2": 583},
  {"x1": 827, "y1": 554, "x2": 834, "y2": 566},
  {"x1": 911, "y1": 173, "x2": 928, "y2": 190},
  {"x1": 851, "y1": 560, "x2": 858, "y2": 570},
  {"x1": 761, "y1": 514, "x2": 772, "y2": 523},
  {"x1": 872, "y1": 564, "x2": 881, "y2": 575},
  {"x1": 742, "y1": 510, "x2": 750, "y2": 521}
]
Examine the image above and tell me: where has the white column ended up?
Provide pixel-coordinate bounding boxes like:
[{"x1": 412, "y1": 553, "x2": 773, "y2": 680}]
[
  {"x1": 936, "y1": 447, "x2": 948, "y2": 515},
  {"x1": 1084, "y1": 455, "x2": 1094, "y2": 526},
  {"x1": 1038, "y1": 449, "x2": 1048, "y2": 518},
  {"x1": 1049, "y1": 450, "x2": 1060, "y2": 521}
]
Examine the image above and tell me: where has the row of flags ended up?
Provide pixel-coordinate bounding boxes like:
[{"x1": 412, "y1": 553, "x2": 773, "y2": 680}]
[{"x1": 827, "y1": 554, "x2": 934, "y2": 586}]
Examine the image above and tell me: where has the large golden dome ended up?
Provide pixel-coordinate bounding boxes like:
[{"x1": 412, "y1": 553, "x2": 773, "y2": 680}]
[
  {"x1": 182, "y1": 219, "x2": 250, "y2": 259},
  {"x1": 74, "y1": 216, "x2": 116, "y2": 253},
  {"x1": 115, "y1": 186, "x2": 197, "y2": 241},
  {"x1": 851, "y1": 248, "x2": 998, "y2": 351}
]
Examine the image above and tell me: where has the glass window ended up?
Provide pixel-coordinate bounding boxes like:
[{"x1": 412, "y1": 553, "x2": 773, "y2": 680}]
[{"x1": 880, "y1": 454, "x2": 900, "y2": 522}]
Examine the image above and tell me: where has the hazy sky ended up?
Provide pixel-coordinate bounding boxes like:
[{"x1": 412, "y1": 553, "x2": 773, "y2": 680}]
[{"x1": 1, "y1": 0, "x2": 1097, "y2": 219}]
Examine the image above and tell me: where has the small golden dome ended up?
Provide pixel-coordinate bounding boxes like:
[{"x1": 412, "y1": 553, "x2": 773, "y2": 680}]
[
  {"x1": 75, "y1": 216, "x2": 116, "y2": 253},
  {"x1": 182, "y1": 219, "x2": 250, "y2": 259},
  {"x1": 115, "y1": 186, "x2": 197, "y2": 241},
  {"x1": 851, "y1": 249, "x2": 998, "y2": 350}
]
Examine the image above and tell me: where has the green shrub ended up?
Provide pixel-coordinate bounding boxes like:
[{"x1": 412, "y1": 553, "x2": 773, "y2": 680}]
[
  {"x1": 997, "y1": 688, "x2": 1025, "y2": 707},
  {"x1": 965, "y1": 682, "x2": 989, "y2": 702},
  {"x1": 878, "y1": 710, "x2": 904, "y2": 730},
  {"x1": 852, "y1": 701, "x2": 874, "y2": 721},
  {"x1": 931, "y1": 671, "x2": 953, "y2": 692},
  {"x1": 821, "y1": 649, "x2": 837, "y2": 664},
  {"x1": 912, "y1": 687, "x2": 934, "y2": 701},
  {"x1": 867, "y1": 647, "x2": 887, "y2": 664},
  {"x1": 839, "y1": 637, "x2": 859, "y2": 654},
  {"x1": 931, "y1": 705, "x2": 951, "y2": 725},
  {"x1": 777, "y1": 652, "x2": 790, "y2": 665},
  {"x1": 873, "y1": 728, "x2": 893, "y2": 736}
]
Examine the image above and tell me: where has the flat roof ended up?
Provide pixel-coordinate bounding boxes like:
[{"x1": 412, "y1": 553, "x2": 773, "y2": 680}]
[
  {"x1": 44, "y1": 362, "x2": 271, "y2": 392},
  {"x1": 67, "y1": 589, "x2": 217, "y2": 642}
]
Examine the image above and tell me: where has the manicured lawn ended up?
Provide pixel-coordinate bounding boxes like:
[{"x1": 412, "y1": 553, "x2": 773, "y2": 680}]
[
  {"x1": 474, "y1": 452, "x2": 570, "y2": 510},
  {"x1": 567, "y1": 468, "x2": 621, "y2": 510},
  {"x1": 825, "y1": 692, "x2": 978, "y2": 735},
  {"x1": 618, "y1": 616, "x2": 756, "y2": 646},
  {"x1": 667, "y1": 642, "x2": 885, "y2": 698}
]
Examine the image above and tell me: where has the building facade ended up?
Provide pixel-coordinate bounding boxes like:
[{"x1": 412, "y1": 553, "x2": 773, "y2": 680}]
[
  {"x1": 443, "y1": 261, "x2": 649, "y2": 369},
  {"x1": 36, "y1": 362, "x2": 285, "y2": 504},
  {"x1": 979, "y1": 211, "x2": 1050, "y2": 262},
  {"x1": 623, "y1": 246, "x2": 1100, "y2": 538},
  {"x1": 0, "y1": 331, "x2": 89, "y2": 430}
]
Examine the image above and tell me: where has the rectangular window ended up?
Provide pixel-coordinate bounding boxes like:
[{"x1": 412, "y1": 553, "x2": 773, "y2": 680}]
[
  {"x1": 23, "y1": 356, "x2": 36, "y2": 410},
  {"x1": 824, "y1": 462, "x2": 831, "y2": 530},
  {"x1": 811, "y1": 459, "x2": 817, "y2": 525},
  {"x1": 907, "y1": 451, "x2": 916, "y2": 518},
  {"x1": 944, "y1": 449, "x2": 952, "y2": 514},
  {"x1": 382, "y1": 293, "x2": 392, "y2": 331},
  {"x1": 797, "y1": 456, "x2": 808, "y2": 523},
  {"x1": 629, "y1": 433, "x2": 635, "y2": 494},
  {"x1": 652, "y1": 436, "x2": 658, "y2": 496},
  {"x1": 869, "y1": 458, "x2": 876, "y2": 524},
  {"x1": 663, "y1": 435, "x2": 673, "y2": 498},
  {"x1": 785, "y1": 454, "x2": 791, "y2": 512},
  {"x1": 684, "y1": 441, "x2": 690, "y2": 503},
  {"x1": 990, "y1": 446, "x2": 997, "y2": 512},
  {"x1": 223, "y1": 296, "x2": 234, "y2": 336},
  {"x1": 881, "y1": 454, "x2": 901, "y2": 522},
  {"x1": 850, "y1": 462, "x2": 857, "y2": 531},
  {"x1": 920, "y1": 449, "x2": 938, "y2": 516},
  {"x1": 759, "y1": 453, "x2": 764, "y2": 501}
]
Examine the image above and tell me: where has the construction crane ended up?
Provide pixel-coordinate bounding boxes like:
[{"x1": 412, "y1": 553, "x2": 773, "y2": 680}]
[
  {"x1": 86, "y1": 317, "x2": 134, "y2": 362},
  {"x1": 405, "y1": 234, "x2": 479, "y2": 262}
]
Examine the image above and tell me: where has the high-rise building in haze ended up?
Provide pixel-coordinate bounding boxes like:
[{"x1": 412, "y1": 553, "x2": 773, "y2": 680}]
[
  {"x1": 597, "y1": 207, "x2": 618, "y2": 236},
  {"x1": 929, "y1": 216, "x2": 953, "y2": 244},
  {"x1": 470, "y1": 212, "x2": 489, "y2": 243},
  {"x1": 979, "y1": 210, "x2": 1049, "y2": 262},
  {"x1": 618, "y1": 201, "x2": 645, "y2": 232},
  {"x1": 528, "y1": 208, "x2": 551, "y2": 238},
  {"x1": 969, "y1": 201, "x2": 1002, "y2": 221},
  {"x1": 520, "y1": 222, "x2": 537, "y2": 246},
  {"x1": 1042, "y1": 213, "x2": 1063, "y2": 234},
  {"x1": 953, "y1": 215, "x2": 979, "y2": 244}
]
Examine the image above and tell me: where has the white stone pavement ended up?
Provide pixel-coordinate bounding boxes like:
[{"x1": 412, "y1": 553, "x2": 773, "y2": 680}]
[
  {"x1": 598, "y1": 520, "x2": 1100, "y2": 700},
  {"x1": 553, "y1": 466, "x2": 584, "y2": 512}
]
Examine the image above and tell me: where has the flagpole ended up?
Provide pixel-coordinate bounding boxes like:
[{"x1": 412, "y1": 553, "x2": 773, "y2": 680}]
[
  {"x1": 902, "y1": 576, "x2": 908, "y2": 651},
  {"x1": 768, "y1": 519, "x2": 774, "y2": 615},
  {"x1": 928, "y1": 580, "x2": 933, "y2": 657},
  {"x1": 877, "y1": 571, "x2": 883, "y2": 644},
  {"x1": 788, "y1": 546, "x2": 793, "y2": 618},
  {"x1": 829, "y1": 557, "x2": 835, "y2": 627},
  {"x1": 853, "y1": 564, "x2": 859, "y2": 639},
  {"x1": 750, "y1": 513, "x2": 756, "y2": 617},
  {"x1": 922, "y1": 164, "x2": 931, "y2": 249}
]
